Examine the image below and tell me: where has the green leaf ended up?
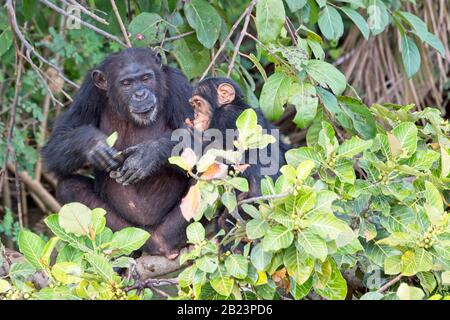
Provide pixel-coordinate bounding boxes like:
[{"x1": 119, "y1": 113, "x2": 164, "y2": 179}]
[
  {"x1": 128, "y1": 13, "x2": 166, "y2": 46},
  {"x1": 309, "y1": 212, "x2": 354, "y2": 242},
  {"x1": 392, "y1": 122, "x2": 418, "y2": 157},
  {"x1": 210, "y1": 266, "x2": 234, "y2": 297},
  {"x1": 285, "y1": 0, "x2": 307, "y2": 12},
  {"x1": 246, "y1": 219, "x2": 269, "y2": 240},
  {"x1": 184, "y1": 0, "x2": 221, "y2": 48},
  {"x1": 40, "y1": 237, "x2": 59, "y2": 266},
  {"x1": 195, "y1": 255, "x2": 218, "y2": 273},
  {"x1": 283, "y1": 245, "x2": 314, "y2": 285},
  {"x1": 56, "y1": 245, "x2": 83, "y2": 264},
  {"x1": 109, "y1": 227, "x2": 150, "y2": 256},
  {"x1": 334, "y1": 158, "x2": 355, "y2": 184},
  {"x1": 318, "y1": 5, "x2": 344, "y2": 41},
  {"x1": 59, "y1": 203, "x2": 92, "y2": 236},
  {"x1": 260, "y1": 72, "x2": 293, "y2": 121},
  {"x1": 85, "y1": 253, "x2": 114, "y2": 282},
  {"x1": 0, "y1": 279, "x2": 11, "y2": 294},
  {"x1": 227, "y1": 177, "x2": 249, "y2": 192},
  {"x1": 51, "y1": 262, "x2": 82, "y2": 284},
  {"x1": 105, "y1": 131, "x2": 118, "y2": 148},
  {"x1": 8, "y1": 261, "x2": 36, "y2": 281},
  {"x1": 285, "y1": 147, "x2": 322, "y2": 167},
  {"x1": 31, "y1": 286, "x2": 81, "y2": 300},
  {"x1": 250, "y1": 243, "x2": 273, "y2": 271},
  {"x1": 296, "y1": 229, "x2": 328, "y2": 261},
  {"x1": 186, "y1": 222, "x2": 205, "y2": 244},
  {"x1": 337, "y1": 136, "x2": 373, "y2": 158},
  {"x1": 225, "y1": 254, "x2": 249, "y2": 279},
  {"x1": 396, "y1": 283, "x2": 424, "y2": 300},
  {"x1": 338, "y1": 96, "x2": 376, "y2": 139},
  {"x1": 305, "y1": 60, "x2": 347, "y2": 95},
  {"x1": 384, "y1": 254, "x2": 402, "y2": 275},
  {"x1": 262, "y1": 225, "x2": 294, "y2": 251},
  {"x1": 401, "y1": 35, "x2": 421, "y2": 78},
  {"x1": 398, "y1": 11, "x2": 445, "y2": 56},
  {"x1": 172, "y1": 36, "x2": 210, "y2": 80},
  {"x1": 288, "y1": 82, "x2": 319, "y2": 129},
  {"x1": 339, "y1": 7, "x2": 369, "y2": 40},
  {"x1": 236, "y1": 108, "x2": 258, "y2": 136},
  {"x1": 421, "y1": 32, "x2": 445, "y2": 56},
  {"x1": 221, "y1": 192, "x2": 237, "y2": 213},
  {"x1": 367, "y1": 0, "x2": 389, "y2": 35},
  {"x1": 314, "y1": 259, "x2": 347, "y2": 300},
  {"x1": 401, "y1": 249, "x2": 433, "y2": 276},
  {"x1": 90, "y1": 208, "x2": 106, "y2": 236},
  {"x1": 296, "y1": 159, "x2": 316, "y2": 181},
  {"x1": 256, "y1": 0, "x2": 286, "y2": 43},
  {"x1": 424, "y1": 181, "x2": 444, "y2": 221},
  {"x1": 18, "y1": 230, "x2": 46, "y2": 270},
  {"x1": 168, "y1": 156, "x2": 189, "y2": 171},
  {"x1": 0, "y1": 27, "x2": 13, "y2": 57}
]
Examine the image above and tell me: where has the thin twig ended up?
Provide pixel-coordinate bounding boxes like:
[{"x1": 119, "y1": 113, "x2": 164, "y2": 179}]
[
  {"x1": 39, "y1": 0, "x2": 127, "y2": 47},
  {"x1": 12, "y1": 151, "x2": 23, "y2": 229},
  {"x1": 64, "y1": 0, "x2": 109, "y2": 25},
  {"x1": 238, "y1": 191, "x2": 291, "y2": 205},
  {"x1": 110, "y1": 0, "x2": 132, "y2": 47},
  {"x1": 377, "y1": 274, "x2": 403, "y2": 293},
  {"x1": 0, "y1": 37, "x2": 24, "y2": 196},
  {"x1": 201, "y1": 0, "x2": 257, "y2": 80},
  {"x1": 155, "y1": 30, "x2": 195, "y2": 45},
  {"x1": 226, "y1": 0, "x2": 256, "y2": 77}
]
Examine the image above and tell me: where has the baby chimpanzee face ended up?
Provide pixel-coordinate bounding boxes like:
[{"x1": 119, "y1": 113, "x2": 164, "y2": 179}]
[{"x1": 186, "y1": 79, "x2": 237, "y2": 131}]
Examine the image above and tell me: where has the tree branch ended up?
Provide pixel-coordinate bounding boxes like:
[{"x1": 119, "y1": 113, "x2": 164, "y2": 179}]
[
  {"x1": 226, "y1": 0, "x2": 256, "y2": 77},
  {"x1": 39, "y1": 0, "x2": 127, "y2": 47},
  {"x1": 5, "y1": 0, "x2": 79, "y2": 89},
  {"x1": 110, "y1": 0, "x2": 132, "y2": 47},
  {"x1": 201, "y1": 0, "x2": 257, "y2": 80},
  {"x1": 377, "y1": 274, "x2": 403, "y2": 293}
]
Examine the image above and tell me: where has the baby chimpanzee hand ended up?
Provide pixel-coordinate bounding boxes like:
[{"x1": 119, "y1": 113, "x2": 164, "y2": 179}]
[
  {"x1": 110, "y1": 141, "x2": 162, "y2": 186},
  {"x1": 86, "y1": 139, "x2": 123, "y2": 172}
]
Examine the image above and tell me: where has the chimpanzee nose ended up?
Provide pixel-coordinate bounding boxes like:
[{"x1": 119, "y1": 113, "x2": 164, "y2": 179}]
[{"x1": 133, "y1": 89, "x2": 148, "y2": 101}]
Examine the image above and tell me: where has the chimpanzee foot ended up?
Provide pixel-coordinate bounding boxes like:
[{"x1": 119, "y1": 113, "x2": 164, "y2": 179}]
[{"x1": 145, "y1": 232, "x2": 182, "y2": 260}]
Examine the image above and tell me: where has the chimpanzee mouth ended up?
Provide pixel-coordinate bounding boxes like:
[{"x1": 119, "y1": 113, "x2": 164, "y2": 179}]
[{"x1": 130, "y1": 105, "x2": 158, "y2": 125}]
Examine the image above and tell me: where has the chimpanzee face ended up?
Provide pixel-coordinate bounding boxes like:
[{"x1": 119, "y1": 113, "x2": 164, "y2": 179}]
[
  {"x1": 92, "y1": 54, "x2": 163, "y2": 126},
  {"x1": 186, "y1": 81, "x2": 236, "y2": 131}
]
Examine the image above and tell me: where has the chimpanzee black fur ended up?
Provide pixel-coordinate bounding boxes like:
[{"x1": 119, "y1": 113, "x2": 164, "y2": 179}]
[
  {"x1": 186, "y1": 77, "x2": 289, "y2": 197},
  {"x1": 185, "y1": 77, "x2": 290, "y2": 250},
  {"x1": 42, "y1": 48, "x2": 194, "y2": 259}
]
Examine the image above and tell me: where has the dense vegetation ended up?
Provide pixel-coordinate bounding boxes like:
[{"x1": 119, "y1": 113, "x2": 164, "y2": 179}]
[{"x1": 0, "y1": 0, "x2": 449, "y2": 300}]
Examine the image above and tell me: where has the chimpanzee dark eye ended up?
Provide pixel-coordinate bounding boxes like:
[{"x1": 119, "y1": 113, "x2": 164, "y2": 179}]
[
  {"x1": 142, "y1": 73, "x2": 152, "y2": 81},
  {"x1": 121, "y1": 79, "x2": 131, "y2": 86}
]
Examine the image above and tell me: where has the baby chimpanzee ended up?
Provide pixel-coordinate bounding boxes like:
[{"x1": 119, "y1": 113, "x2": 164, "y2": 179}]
[{"x1": 185, "y1": 77, "x2": 289, "y2": 198}]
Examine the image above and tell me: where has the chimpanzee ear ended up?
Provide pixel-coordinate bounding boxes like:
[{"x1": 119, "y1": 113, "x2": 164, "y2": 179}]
[
  {"x1": 92, "y1": 70, "x2": 107, "y2": 90},
  {"x1": 155, "y1": 51, "x2": 162, "y2": 65},
  {"x1": 217, "y1": 83, "x2": 235, "y2": 106}
]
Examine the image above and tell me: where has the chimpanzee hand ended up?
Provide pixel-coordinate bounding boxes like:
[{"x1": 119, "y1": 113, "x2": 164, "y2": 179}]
[
  {"x1": 110, "y1": 141, "x2": 162, "y2": 186},
  {"x1": 86, "y1": 139, "x2": 123, "y2": 173}
]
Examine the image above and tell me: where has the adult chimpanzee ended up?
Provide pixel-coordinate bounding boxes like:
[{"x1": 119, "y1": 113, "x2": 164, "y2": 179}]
[
  {"x1": 185, "y1": 77, "x2": 289, "y2": 198},
  {"x1": 42, "y1": 48, "x2": 193, "y2": 259}
]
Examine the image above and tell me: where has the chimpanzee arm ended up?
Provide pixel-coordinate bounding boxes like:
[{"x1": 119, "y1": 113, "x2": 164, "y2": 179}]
[{"x1": 41, "y1": 73, "x2": 116, "y2": 177}]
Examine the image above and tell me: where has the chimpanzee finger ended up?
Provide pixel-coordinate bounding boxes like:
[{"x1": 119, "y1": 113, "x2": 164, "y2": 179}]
[
  {"x1": 116, "y1": 164, "x2": 134, "y2": 185},
  {"x1": 100, "y1": 148, "x2": 121, "y2": 170},
  {"x1": 121, "y1": 145, "x2": 139, "y2": 157},
  {"x1": 121, "y1": 170, "x2": 144, "y2": 185},
  {"x1": 109, "y1": 170, "x2": 121, "y2": 179}
]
